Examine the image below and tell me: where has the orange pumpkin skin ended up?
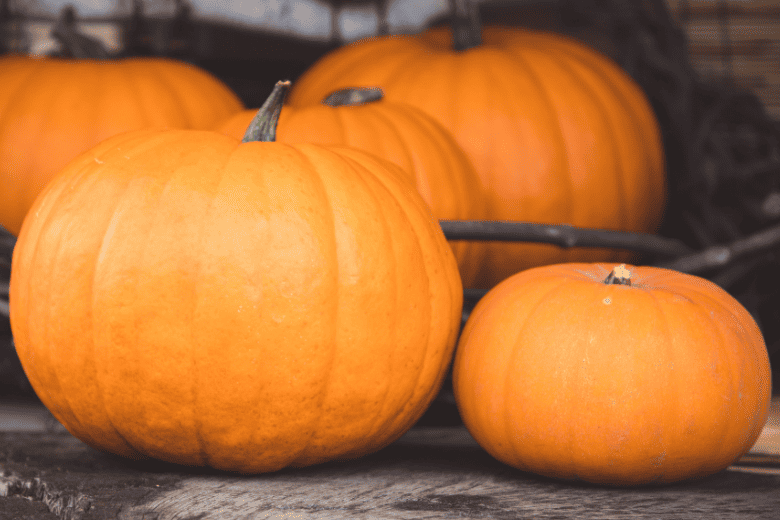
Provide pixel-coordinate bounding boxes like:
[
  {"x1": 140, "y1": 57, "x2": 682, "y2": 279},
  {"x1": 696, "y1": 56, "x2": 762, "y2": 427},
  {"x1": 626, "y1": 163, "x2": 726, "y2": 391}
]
[
  {"x1": 289, "y1": 27, "x2": 667, "y2": 288},
  {"x1": 216, "y1": 95, "x2": 487, "y2": 286},
  {"x1": 10, "y1": 129, "x2": 463, "y2": 473},
  {"x1": 453, "y1": 263, "x2": 771, "y2": 485},
  {"x1": 0, "y1": 55, "x2": 244, "y2": 236}
]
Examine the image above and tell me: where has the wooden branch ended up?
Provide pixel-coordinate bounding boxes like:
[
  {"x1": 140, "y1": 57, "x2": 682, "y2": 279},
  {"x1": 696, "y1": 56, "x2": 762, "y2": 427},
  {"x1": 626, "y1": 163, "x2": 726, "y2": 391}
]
[
  {"x1": 1, "y1": 226, "x2": 12, "y2": 321},
  {"x1": 1, "y1": 219, "x2": 776, "y2": 316},
  {"x1": 658, "y1": 221, "x2": 780, "y2": 274},
  {"x1": 439, "y1": 220, "x2": 693, "y2": 258}
]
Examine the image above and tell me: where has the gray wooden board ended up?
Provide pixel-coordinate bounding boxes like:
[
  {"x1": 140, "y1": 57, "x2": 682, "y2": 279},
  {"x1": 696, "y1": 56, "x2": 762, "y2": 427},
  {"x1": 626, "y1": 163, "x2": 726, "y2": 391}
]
[{"x1": 1, "y1": 428, "x2": 780, "y2": 520}]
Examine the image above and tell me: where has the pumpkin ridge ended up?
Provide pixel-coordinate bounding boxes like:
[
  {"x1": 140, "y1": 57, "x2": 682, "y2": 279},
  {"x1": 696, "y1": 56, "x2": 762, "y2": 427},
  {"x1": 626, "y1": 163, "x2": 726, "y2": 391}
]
[
  {"x1": 663, "y1": 275, "x2": 772, "y2": 437},
  {"x1": 499, "y1": 278, "x2": 570, "y2": 472},
  {"x1": 542, "y1": 46, "x2": 631, "y2": 236},
  {"x1": 628, "y1": 274, "x2": 765, "y2": 482},
  {"x1": 549, "y1": 37, "x2": 666, "y2": 186},
  {"x1": 684, "y1": 294, "x2": 743, "y2": 477},
  {"x1": 649, "y1": 283, "x2": 747, "y2": 481},
  {"x1": 114, "y1": 145, "x2": 184, "y2": 460},
  {"x1": 96, "y1": 131, "x2": 229, "y2": 464},
  {"x1": 89, "y1": 163, "x2": 158, "y2": 459},
  {"x1": 467, "y1": 53, "x2": 502, "y2": 219},
  {"x1": 330, "y1": 150, "x2": 403, "y2": 454},
  {"x1": 14, "y1": 158, "x2": 90, "y2": 440},
  {"x1": 144, "y1": 60, "x2": 196, "y2": 128},
  {"x1": 367, "y1": 104, "x2": 418, "y2": 180},
  {"x1": 47, "y1": 134, "x2": 153, "y2": 457},
  {"x1": 507, "y1": 46, "x2": 576, "y2": 232},
  {"x1": 539, "y1": 37, "x2": 666, "y2": 230},
  {"x1": 188, "y1": 143, "x2": 241, "y2": 469},
  {"x1": 371, "y1": 198, "x2": 431, "y2": 447},
  {"x1": 567, "y1": 50, "x2": 656, "y2": 232},
  {"x1": 323, "y1": 149, "x2": 434, "y2": 453},
  {"x1": 613, "y1": 282, "x2": 672, "y2": 482},
  {"x1": 281, "y1": 144, "x2": 346, "y2": 465}
]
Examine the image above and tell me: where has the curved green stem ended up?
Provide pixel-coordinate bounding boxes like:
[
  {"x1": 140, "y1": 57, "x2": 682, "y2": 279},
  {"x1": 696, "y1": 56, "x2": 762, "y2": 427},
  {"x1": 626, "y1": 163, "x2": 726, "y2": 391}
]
[{"x1": 242, "y1": 80, "x2": 291, "y2": 143}]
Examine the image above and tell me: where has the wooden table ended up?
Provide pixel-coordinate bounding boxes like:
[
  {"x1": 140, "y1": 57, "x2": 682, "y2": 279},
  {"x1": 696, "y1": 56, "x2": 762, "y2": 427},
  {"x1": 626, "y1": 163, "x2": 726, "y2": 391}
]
[{"x1": 1, "y1": 399, "x2": 779, "y2": 520}]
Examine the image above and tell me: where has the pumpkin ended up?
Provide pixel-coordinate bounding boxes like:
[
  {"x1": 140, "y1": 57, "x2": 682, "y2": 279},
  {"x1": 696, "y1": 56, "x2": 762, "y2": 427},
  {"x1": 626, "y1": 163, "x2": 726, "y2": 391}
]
[
  {"x1": 9, "y1": 81, "x2": 463, "y2": 473},
  {"x1": 288, "y1": 26, "x2": 667, "y2": 288},
  {"x1": 453, "y1": 263, "x2": 772, "y2": 485},
  {"x1": 0, "y1": 54, "x2": 244, "y2": 236},
  {"x1": 216, "y1": 86, "x2": 486, "y2": 286}
]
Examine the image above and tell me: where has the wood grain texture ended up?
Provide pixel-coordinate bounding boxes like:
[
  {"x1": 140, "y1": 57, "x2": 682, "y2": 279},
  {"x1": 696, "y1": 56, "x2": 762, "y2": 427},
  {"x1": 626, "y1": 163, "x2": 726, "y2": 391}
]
[
  {"x1": 666, "y1": 0, "x2": 780, "y2": 118},
  {"x1": 2, "y1": 423, "x2": 780, "y2": 520}
]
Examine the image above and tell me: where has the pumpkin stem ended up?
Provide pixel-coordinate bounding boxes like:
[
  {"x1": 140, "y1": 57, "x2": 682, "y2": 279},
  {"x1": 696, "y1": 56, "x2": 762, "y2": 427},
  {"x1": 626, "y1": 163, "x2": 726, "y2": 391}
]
[
  {"x1": 242, "y1": 80, "x2": 292, "y2": 143},
  {"x1": 51, "y1": 5, "x2": 111, "y2": 59},
  {"x1": 449, "y1": 0, "x2": 482, "y2": 51},
  {"x1": 604, "y1": 264, "x2": 632, "y2": 286},
  {"x1": 322, "y1": 87, "x2": 384, "y2": 107}
]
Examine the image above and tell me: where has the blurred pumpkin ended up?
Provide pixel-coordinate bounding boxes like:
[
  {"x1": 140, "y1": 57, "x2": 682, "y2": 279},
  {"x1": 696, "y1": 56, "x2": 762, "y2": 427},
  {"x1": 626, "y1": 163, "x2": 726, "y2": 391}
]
[
  {"x1": 0, "y1": 54, "x2": 244, "y2": 235},
  {"x1": 289, "y1": 26, "x2": 667, "y2": 288},
  {"x1": 453, "y1": 262, "x2": 772, "y2": 485},
  {"x1": 10, "y1": 82, "x2": 462, "y2": 473},
  {"x1": 216, "y1": 86, "x2": 486, "y2": 286}
]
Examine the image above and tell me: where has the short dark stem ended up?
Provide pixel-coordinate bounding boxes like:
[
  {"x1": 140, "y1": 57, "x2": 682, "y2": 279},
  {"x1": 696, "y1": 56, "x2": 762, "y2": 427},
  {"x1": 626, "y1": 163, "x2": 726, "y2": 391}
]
[
  {"x1": 450, "y1": 0, "x2": 482, "y2": 51},
  {"x1": 51, "y1": 5, "x2": 110, "y2": 58},
  {"x1": 242, "y1": 81, "x2": 291, "y2": 143},
  {"x1": 604, "y1": 264, "x2": 632, "y2": 286},
  {"x1": 322, "y1": 87, "x2": 384, "y2": 107}
]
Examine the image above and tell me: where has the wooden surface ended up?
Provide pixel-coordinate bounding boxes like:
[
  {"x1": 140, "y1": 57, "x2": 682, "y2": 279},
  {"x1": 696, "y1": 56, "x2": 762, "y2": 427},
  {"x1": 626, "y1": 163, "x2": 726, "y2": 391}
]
[
  {"x1": 1, "y1": 399, "x2": 778, "y2": 520},
  {"x1": 666, "y1": 0, "x2": 780, "y2": 118}
]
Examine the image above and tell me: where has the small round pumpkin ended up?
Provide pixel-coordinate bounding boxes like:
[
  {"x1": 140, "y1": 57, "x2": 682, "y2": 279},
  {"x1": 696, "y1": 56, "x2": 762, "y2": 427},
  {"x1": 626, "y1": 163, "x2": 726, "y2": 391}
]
[
  {"x1": 289, "y1": 26, "x2": 667, "y2": 288},
  {"x1": 10, "y1": 82, "x2": 463, "y2": 473},
  {"x1": 453, "y1": 263, "x2": 771, "y2": 485},
  {"x1": 216, "y1": 86, "x2": 486, "y2": 286},
  {"x1": 0, "y1": 55, "x2": 244, "y2": 236}
]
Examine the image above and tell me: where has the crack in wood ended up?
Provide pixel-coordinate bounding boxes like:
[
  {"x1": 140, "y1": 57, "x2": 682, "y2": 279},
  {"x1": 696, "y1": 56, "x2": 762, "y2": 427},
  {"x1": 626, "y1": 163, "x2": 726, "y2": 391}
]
[{"x1": 0, "y1": 466, "x2": 92, "y2": 520}]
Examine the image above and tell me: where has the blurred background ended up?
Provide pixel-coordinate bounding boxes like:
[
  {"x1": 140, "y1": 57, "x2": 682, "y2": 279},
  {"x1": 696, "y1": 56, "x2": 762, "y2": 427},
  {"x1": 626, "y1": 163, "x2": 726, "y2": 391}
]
[
  {"x1": 1, "y1": 0, "x2": 779, "y2": 425},
  {"x1": 1, "y1": 0, "x2": 779, "y2": 112}
]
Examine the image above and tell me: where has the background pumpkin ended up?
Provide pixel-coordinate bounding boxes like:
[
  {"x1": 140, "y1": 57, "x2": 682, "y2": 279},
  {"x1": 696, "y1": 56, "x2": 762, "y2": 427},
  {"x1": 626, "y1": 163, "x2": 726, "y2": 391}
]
[
  {"x1": 9, "y1": 84, "x2": 463, "y2": 473},
  {"x1": 216, "y1": 87, "x2": 487, "y2": 286},
  {"x1": 0, "y1": 55, "x2": 244, "y2": 236},
  {"x1": 453, "y1": 262, "x2": 771, "y2": 486},
  {"x1": 288, "y1": 26, "x2": 667, "y2": 288}
]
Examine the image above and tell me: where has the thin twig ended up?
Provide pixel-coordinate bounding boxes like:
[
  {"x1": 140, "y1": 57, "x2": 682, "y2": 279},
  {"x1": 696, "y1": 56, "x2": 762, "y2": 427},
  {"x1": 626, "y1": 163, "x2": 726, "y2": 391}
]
[
  {"x1": 439, "y1": 220, "x2": 693, "y2": 258},
  {"x1": 658, "y1": 221, "x2": 780, "y2": 274}
]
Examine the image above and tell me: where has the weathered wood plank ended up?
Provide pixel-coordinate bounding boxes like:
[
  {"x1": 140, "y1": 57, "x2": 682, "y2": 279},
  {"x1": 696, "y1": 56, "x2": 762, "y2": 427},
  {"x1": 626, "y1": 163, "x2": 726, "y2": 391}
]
[
  {"x1": 667, "y1": 0, "x2": 780, "y2": 16},
  {"x1": 2, "y1": 415, "x2": 780, "y2": 520},
  {"x1": 665, "y1": 0, "x2": 780, "y2": 118}
]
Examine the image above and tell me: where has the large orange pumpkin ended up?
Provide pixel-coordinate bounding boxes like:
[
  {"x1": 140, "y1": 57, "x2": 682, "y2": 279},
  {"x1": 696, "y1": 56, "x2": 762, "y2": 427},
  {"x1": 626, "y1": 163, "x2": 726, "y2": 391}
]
[
  {"x1": 216, "y1": 86, "x2": 486, "y2": 286},
  {"x1": 0, "y1": 55, "x2": 244, "y2": 235},
  {"x1": 289, "y1": 26, "x2": 667, "y2": 288},
  {"x1": 10, "y1": 82, "x2": 463, "y2": 473},
  {"x1": 453, "y1": 263, "x2": 772, "y2": 485}
]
